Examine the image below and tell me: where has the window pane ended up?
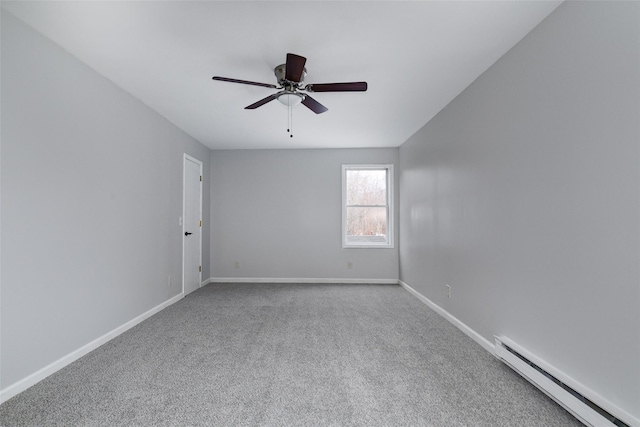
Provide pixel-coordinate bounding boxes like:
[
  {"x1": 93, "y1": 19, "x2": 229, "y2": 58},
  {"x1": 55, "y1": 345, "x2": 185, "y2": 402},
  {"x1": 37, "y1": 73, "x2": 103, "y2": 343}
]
[
  {"x1": 346, "y1": 169, "x2": 387, "y2": 205},
  {"x1": 346, "y1": 206, "x2": 388, "y2": 243}
]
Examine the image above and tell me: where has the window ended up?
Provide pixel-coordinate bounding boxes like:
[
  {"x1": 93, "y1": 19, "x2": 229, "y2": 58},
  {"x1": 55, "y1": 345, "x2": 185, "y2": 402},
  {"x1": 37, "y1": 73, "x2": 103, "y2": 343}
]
[{"x1": 342, "y1": 164, "x2": 394, "y2": 248}]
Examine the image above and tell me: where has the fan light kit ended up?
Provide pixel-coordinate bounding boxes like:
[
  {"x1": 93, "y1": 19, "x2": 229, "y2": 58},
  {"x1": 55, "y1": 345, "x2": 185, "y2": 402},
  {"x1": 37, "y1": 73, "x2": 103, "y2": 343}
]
[
  {"x1": 213, "y1": 53, "x2": 368, "y2": 138},
  {"x1": 277, "y1": 92, "x2": 304, "y2": 107}
]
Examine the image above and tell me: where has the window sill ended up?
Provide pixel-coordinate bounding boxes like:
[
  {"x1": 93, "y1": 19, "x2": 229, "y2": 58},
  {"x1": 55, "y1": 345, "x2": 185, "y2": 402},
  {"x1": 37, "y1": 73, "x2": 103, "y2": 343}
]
[{"x1": 343, "y1": 243, "x2": 395, "y2": 249}]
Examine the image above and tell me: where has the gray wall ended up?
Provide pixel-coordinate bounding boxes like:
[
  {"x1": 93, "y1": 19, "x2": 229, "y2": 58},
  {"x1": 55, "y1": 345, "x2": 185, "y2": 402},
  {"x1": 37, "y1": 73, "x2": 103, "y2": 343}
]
[
  {"x1": 210, "y1": 149, "x2": 399, "y2": 281},
  {"x1": 398, "y1": 1, "x2": 639, "y2": 420},
  {"x1": 1, "y1": 12, "x2": 210, "y2": 389}
]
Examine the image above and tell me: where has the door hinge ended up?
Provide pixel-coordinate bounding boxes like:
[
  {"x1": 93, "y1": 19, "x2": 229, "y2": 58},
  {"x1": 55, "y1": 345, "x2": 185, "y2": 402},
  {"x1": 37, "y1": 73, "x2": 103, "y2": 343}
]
[
  {"x1": 199, "y1": 266, "x2": 202, "y2": 272},
  {"x1": 200, "y1": 175, "x2": 202, "y2": 182},
  {"x1": 199, "y1": 220, "x2": 202, "y2": 227}
]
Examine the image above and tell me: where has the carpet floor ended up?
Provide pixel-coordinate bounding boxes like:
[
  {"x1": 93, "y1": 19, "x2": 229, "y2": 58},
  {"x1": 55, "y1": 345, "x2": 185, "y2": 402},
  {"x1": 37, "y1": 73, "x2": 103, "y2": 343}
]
[{"x1": 0, "y1": 283, "x2": 583, "y2": 426}]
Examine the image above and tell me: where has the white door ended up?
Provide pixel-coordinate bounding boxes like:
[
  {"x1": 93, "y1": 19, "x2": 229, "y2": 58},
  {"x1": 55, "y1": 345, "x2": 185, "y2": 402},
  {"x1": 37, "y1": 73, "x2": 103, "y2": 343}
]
[{"x1": 183, "y1": 154, "x2": 202, "y2": 296}]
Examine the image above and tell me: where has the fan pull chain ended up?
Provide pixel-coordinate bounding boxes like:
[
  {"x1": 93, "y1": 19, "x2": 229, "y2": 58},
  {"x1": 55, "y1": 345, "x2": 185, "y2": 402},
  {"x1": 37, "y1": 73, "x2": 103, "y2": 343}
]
[{"x1": 287, "y1": 105, "x2": 293, "y2": 138}]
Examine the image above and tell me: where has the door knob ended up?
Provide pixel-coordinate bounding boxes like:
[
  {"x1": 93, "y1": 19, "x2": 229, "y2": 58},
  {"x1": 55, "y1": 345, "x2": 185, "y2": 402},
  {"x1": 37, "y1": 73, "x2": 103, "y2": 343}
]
[{"x1": 185, "y1": 231, "x2": 193, "y2": 236}]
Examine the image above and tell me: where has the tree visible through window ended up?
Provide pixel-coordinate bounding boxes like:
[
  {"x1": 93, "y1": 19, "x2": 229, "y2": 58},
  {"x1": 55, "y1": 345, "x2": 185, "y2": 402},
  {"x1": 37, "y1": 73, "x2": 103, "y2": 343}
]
[{"x1": 342, "y1": 165, "x2": 393, "y2": 248}]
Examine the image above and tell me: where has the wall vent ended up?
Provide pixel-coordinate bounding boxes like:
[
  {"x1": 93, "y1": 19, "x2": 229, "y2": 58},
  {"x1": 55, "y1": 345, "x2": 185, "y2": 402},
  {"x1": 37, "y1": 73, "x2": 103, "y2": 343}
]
[{"x1": 494, "y1": 336, "x2": 630, "y2": 427}]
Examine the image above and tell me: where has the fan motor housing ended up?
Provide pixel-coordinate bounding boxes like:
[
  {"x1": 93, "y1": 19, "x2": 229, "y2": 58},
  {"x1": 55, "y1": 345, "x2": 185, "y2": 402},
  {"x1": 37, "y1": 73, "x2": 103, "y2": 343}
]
[{"x1": 274, "y1": 64, "x2": 307, "y2": 86}]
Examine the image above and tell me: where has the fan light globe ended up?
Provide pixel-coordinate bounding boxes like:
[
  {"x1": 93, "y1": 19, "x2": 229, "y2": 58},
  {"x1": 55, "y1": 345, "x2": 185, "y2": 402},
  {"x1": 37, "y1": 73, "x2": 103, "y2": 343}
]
[{"x1": 277, "y1": 93, "x2": 303, "y2": 107}]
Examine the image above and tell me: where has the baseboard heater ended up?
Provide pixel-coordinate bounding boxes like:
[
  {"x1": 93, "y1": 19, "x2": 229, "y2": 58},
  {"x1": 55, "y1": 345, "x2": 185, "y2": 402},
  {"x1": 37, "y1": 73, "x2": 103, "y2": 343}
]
[{"x1": 494, "y1": 336, "x2": 630, "y2": 427}]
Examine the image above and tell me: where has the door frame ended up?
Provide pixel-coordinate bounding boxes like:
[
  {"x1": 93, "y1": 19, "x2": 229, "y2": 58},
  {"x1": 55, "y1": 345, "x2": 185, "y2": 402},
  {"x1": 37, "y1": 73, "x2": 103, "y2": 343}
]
[{"x1": 182, "y1": 153, "x2": 203, "y2": 296}]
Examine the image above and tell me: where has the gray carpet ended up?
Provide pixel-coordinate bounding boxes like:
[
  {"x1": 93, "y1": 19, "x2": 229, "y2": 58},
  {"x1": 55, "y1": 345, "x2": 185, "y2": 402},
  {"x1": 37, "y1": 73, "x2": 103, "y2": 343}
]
[{"x1": 1, "y1": 283, "x2": 582, "y2": 426}]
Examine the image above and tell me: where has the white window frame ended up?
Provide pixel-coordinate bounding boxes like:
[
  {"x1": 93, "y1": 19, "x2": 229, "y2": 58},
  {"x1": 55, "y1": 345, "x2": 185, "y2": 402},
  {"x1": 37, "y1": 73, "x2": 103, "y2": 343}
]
[{"x1": 342, "y1": 164, "x2": 394, "y2": 249}]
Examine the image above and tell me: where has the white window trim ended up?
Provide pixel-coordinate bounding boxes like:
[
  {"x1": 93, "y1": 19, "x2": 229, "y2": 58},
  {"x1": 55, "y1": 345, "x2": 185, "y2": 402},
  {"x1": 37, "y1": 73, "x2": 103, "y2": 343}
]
[{"x1": 342, "y1": 164, "x2": 394, "y2": 249}]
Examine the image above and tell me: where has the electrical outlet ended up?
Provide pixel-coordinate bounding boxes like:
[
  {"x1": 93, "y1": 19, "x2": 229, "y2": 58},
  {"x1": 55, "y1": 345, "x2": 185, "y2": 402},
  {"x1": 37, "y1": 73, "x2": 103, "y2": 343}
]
[
  {"x1": 446, "y1": 284, "x2": 451, "y2": 298},
  {"x1": 168, "y1": 275, "x2": 172, "y2": 287},
  {"x1": 347, "y1": 261, "x2": 353, "y2": 269},
  {"x1": 234, "y1": 261, "x2": 240, "y2": 269}
]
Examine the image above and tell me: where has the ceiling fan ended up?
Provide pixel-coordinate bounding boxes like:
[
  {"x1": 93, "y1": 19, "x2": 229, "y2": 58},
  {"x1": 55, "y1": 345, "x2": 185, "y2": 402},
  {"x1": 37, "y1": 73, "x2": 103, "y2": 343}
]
[{"x1": 212, "y1": 53, "x2": 367, "y2": 114}]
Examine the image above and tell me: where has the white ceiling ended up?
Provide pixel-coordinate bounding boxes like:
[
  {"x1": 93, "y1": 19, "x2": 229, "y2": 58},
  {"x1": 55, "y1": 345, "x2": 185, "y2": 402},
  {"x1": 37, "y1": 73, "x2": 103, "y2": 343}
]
[{"x1": 2, "y1": 1, "x2": 562, "y2": 150}]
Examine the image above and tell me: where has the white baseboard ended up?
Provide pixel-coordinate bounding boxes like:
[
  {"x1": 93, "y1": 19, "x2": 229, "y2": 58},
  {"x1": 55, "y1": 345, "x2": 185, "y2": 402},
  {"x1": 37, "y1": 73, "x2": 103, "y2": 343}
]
[
  {"x1": 0, "y1": 293, "x2": 184, "y2": 404},
  {"x1": 206, "y1": 277, "x2": 400, "y2": 285},
  {"x1": 399, "y1": 280, "x2": 495, "y2": 354}
]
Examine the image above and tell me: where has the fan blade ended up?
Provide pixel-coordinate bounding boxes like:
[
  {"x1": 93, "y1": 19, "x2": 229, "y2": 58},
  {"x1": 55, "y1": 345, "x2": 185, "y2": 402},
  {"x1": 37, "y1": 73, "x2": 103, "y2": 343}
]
[
  {"x1": 213, "y1": 76, "x2": 277, "y2": 89},
  {"x1": 285, "y1": 53, "x2": 307, "y2": 82},
  {"x1": 301, "y1": 95, "x2": 328, "y2": 114},
  {"x1": 305, "y1": 82, "x2": 368, "y2": 92},
  {"x1": 245, "y1": 94, "x2": 278, "y2": 109}
]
